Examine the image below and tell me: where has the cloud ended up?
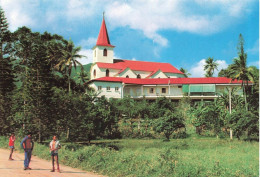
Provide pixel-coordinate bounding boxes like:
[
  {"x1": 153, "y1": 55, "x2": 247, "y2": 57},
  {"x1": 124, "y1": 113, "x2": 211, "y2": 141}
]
[
  {"x1": 215, "y1": 60, "x2": 229, "y2": 75},
  {"x1": 78, "y1": 37, "x2": 97, "y2": 48},
  {"x1": 78, "y1": 49, "x2": 93, "y2": 65},
  {"x1": 106, "y1": 0, "x2": 256, "y2": 46},
  {"x1": 190, "y1": 59, "x2": 228, "y2": 77},
  {"x1": 1, "y1": 0, "x2": 256, "y2": 47},
  {"x1": 190, "y1": 59, "x2": 206, "y2": 77},
  {"x1": 0, "y1": 0, "x2": 37, "y2": 31}
]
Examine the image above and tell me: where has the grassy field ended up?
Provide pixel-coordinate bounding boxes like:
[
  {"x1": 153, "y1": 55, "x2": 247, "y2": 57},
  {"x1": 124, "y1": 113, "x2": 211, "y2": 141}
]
[{"x1": 0, "y1": 136, "x2": 258, "y2": 177}]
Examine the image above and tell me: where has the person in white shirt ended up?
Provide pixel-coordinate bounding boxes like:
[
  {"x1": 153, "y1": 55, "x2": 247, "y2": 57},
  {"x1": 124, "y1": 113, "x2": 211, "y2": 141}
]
[{"x1": 49, "y1": 135, "x2": 61, "y2": 172}]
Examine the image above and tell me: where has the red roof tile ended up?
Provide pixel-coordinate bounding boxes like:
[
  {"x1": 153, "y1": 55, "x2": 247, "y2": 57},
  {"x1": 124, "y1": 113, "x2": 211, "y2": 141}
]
[
  {"x1": 91, "y1": 77, "x2": 251, "y2": 85},
  {"x1": 96, "y1": 18, "x2": 114, "y2": 47},
  {"x1": 97, "y1": 60, "x2": 183, "y2": 74}
]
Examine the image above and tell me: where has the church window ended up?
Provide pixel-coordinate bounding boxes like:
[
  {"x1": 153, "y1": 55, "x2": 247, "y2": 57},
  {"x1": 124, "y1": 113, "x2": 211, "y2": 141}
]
[
  {"x1": 93, "y1": 69, "x2": 96, "y2": 78},
  {"x1": 98, "y1": 86, "x2": 102, "y2": 90},
  {"x1": 126, "y1": 75, "x2": 129, "y2": 78},
  {"x1": 106, "y1": 86, "x2": 110, "y2": 91},
  {"x1": 115, "y1": 87, "x2": 119, "y2": 91},
  {"x1": 162, "y1": 88, "x2": 166, "y2": 93},
  {"x1": 106, "y1": 69, "x2": 109, "y2": 77},
  {"x1": 137, "y1": 74, "x2": 141, "y2": 79},
  {"x1": 103, "y1": 48, "x2": 107, "y2": 56},
  {"x1": 149, "y1": 88, "x2": 154, "y2": 94}
]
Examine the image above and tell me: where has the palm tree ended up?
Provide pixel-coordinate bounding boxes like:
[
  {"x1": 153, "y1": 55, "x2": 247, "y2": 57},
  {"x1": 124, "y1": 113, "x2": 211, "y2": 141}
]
[
  {"x1": 179, "y1": 67, "x2": 191, "y2": 78},
  {"x1": 204, "y1": 57, "x2": 218, "y2": 77},
  {"x1": 54, "y1": 39, "x2": 86, "y2": 92}
]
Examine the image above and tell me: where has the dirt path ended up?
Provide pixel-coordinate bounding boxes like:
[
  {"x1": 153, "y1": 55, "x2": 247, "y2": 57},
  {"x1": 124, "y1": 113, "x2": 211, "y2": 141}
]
[{"x1": 0, "y1": 149, "x2": 106, "y2": 177}]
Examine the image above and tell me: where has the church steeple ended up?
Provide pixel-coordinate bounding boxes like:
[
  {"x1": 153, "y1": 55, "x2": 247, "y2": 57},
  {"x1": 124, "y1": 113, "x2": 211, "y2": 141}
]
[
  {"x1": 96, "y1": 14, "x2": 114, "y2": 47},
  {"x1": 92, "y1": 14, "x2": 114, "y2": 64}
]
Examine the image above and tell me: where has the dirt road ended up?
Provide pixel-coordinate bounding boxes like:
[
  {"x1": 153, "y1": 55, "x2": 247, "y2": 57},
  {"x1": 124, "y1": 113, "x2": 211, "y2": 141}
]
[{"x1": 0, "y1": 149, "x2": 106, "y2": 177}]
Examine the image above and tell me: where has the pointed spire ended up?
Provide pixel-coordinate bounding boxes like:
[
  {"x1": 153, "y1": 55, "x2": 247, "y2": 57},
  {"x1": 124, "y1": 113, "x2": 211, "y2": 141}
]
[{"x1": 96, "y1": 13, "x2": 114, "y2": 47}]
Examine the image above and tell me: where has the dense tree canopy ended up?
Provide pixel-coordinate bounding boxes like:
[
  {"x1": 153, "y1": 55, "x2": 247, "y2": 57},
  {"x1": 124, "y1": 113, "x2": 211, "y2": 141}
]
[{"x1": 0, "y1": 5, "x2": 258, "y2": 142}]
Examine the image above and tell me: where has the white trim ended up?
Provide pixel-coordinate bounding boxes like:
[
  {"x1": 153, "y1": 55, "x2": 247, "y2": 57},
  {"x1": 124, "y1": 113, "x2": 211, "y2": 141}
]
[{"x1": 215, "y1": 83, "x2": 253, "y2": 86}]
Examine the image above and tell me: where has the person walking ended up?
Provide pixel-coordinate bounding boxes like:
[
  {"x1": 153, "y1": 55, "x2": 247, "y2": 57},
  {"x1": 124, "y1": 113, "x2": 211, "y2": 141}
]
[
  {"x1": 8, "y1": 133, "x2": 15, "y2": 160},
  {"x1": 49, "y1": 135, "x2": 61, "y2": 173},
  {"x1": 21, "y1": 132, "x2": 34, "y2": 170}
]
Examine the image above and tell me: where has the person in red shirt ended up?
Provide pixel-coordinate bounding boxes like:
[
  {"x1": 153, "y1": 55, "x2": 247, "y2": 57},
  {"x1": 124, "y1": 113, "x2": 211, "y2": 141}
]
[{"x1": 8, "y1": 133, "x2": 15, "y2": 160}]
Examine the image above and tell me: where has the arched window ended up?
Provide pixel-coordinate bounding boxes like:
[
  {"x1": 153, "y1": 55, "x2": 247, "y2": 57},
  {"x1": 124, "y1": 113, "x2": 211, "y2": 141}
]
[
  {"x1": 106, "y1": 69, "x2": 109, "y2": 77},
  {"x1": 93, "y1": 69, "x2": 96, "y2": 78},
  {"x1": 103, "y1": 48, "x2": 107, "y2": 56},
  {"x1": 126, "y1": 75, "x2": 129, "y2": 78},
  {"x1": 137, "y1": 74, "x2": 141, "y2": 79}
]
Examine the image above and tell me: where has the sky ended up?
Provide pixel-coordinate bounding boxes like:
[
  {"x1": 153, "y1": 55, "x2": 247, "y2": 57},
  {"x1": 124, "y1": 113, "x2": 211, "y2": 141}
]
[{"x1": 1, "y1": 0, "x2": 259, "y2": 77}]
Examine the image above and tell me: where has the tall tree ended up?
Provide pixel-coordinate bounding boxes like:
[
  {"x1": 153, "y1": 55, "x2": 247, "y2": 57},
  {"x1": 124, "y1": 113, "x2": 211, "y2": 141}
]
[
  {"x1": 11, "y1": 28, "x2": 56, "y2": 141},
  {"x1": 0, "y1": 7, "x2": 16, "y2": 135},
  {"x1": 204, "y1": 57, "x2": 218, "y2": 77},
  {"x1": 228, "y1": 34, "x2": 250, "y2": 110}
]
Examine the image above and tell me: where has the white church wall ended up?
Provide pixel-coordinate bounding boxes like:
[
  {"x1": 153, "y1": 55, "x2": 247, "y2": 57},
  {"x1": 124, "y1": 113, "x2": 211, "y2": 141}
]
[
  {"x1": 98, "y1": 68, "x2": 120, "y2": 77},
  {"x1": 90, "y1": 64, "x2": 102, "y2": 80},
  {"x1": 93, "y1": 46, "x2": 114, "y2": 64}
]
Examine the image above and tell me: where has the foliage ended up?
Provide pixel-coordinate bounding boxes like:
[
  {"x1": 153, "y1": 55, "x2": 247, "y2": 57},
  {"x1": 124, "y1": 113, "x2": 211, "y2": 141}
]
[
  {"x1": 229, "y1": 109, "x2": 259, "y2": 140},
  {"x1": 154, "y1": 111, "x2": 185, "y2": 140},
  {"x1": 0, "y1": 5, "x2": 258, "y2": 146},
  {"x1": 0, "y1": 7, "x2": 16, "y2": 135},
  {"x1": 53, "y1": 39, "x2": 86, "y2": 92},
  {"x1": 204, "y1": 57, "x2": 218, "y2": 77},
  {"x1": 179, "y1": 67, "x2": 191, "y2": 77},
  {"x1": 189, "y1": 101, "x2": 226, "y2": 137}
]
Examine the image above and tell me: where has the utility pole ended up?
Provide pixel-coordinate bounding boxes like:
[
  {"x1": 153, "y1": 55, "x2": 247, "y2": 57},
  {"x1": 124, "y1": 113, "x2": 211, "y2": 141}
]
[{"x1": 229, "y1": 87, "x2": 233, "y2": 140}]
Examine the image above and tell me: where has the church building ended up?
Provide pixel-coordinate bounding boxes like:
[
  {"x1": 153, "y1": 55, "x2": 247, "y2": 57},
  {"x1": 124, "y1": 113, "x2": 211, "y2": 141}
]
[{"x1": 89, "y1": 17, "x2": 248, "y2": 100}]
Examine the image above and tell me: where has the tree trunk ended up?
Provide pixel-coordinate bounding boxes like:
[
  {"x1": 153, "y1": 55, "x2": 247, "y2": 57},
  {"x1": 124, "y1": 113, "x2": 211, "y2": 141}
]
[
  {"x1": 67, "y1": 128, "x2": 70, "y2": 140},
  {"x1": 243, "y1": 84, "x2": 248, "y2": 111},
  {"x1": 68, "y1": 76, "x2": 71, "y2": 93}
]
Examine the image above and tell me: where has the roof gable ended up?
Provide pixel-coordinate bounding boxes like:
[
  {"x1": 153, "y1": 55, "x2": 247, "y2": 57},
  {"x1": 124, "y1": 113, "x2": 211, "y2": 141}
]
[{"x1": 147, "y1": 69, "x2": 167, "y2": 78}]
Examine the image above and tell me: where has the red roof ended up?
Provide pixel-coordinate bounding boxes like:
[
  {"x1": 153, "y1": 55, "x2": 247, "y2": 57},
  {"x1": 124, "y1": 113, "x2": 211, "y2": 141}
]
[
  {"x1": 97, "y1": 60, "x2": 183, "y2": 74},
  {"x1": 96, "y1": 18, "x2": 114, "y2": 47},
  {"x1": 91, "y1": 77, "x2": 250, "y2": 85}
]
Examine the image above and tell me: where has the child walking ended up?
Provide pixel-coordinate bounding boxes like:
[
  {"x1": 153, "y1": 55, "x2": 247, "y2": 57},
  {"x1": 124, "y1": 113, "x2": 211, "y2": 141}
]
[
  {"x1": 8, "y1": 133, "x2": 15, "y2": 160},
  {"x1": 49, "y1": 135, "x2": 61, "y2": 172}
]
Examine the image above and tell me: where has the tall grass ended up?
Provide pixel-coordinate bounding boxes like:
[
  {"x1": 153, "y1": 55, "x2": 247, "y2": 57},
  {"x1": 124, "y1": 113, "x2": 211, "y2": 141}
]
[{"x1": 0, "y1": 136, "x2": 258, "y2": 176}]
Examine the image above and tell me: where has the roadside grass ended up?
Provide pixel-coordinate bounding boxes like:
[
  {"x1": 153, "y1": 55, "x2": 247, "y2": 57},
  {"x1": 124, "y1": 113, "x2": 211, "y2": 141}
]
[{"x1": 0, "y1": 136, "x2": 258, "y2": 177}]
